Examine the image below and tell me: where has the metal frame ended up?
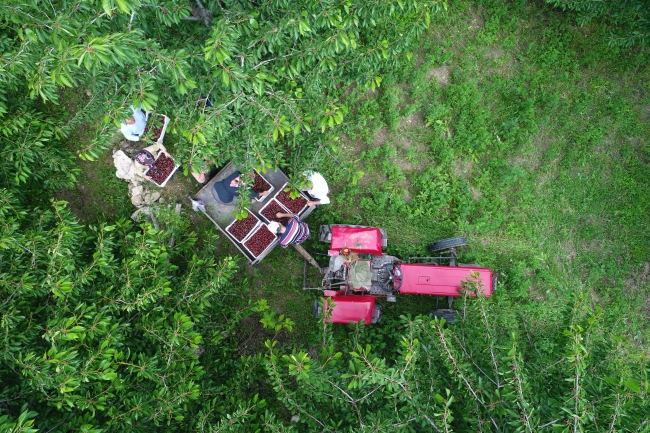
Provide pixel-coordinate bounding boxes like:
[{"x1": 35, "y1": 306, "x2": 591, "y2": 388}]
[
  {"x1": 408, "y1": 247, "x2": 459, "y2": 266},
  {"x1": 192, "y1": 162, "x2": 315, "y2": 265}
]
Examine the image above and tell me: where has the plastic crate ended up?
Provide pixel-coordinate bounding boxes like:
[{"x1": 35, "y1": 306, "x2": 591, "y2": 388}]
[
  {"x1": 144, "y1": 113, "x2": 170, "y2": 144},
  {"x1": 157, "y1": 114, "x2": 170, "y2": 144},
  {"x1": 225, "y1": 210, "x2": 260, "y2": 243},
  {"x1": 144, "y1": 151, "x2": 180, "y2": 187},
  {"x1": 253, "y1": 170, "x2": 274, "y2": 202},
  {"x1": 274, "y1": 183, "x2": 310, "y2": 215},
  {"x1": 242, "y1": 224, "x2": 278, "y2": 258},
  {"x1": 258, "y1": 197, "x2": 291, "y2": 224}
]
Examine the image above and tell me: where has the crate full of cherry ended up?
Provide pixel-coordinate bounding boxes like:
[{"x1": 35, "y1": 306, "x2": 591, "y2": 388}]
[
  {"x1": 251, "y1": 170, "x2": 274, "y2": 202},
  {"x1": 243, "y1": 225, "x2": 277, "y2": 258},
  {"x1": 275, "y1": 186, "x2": 308, "y2": 214},
  {"x1": 145, "y1": 152, "x2": 180, "y2": 187},
  {"x1": 259, "y1": 198, "x2": 291, "y2": 225},
  {"x1": 143, "y1": 113, "x2": 170, "y2": 143},
  {"x1": 225, "y1": 210, "x2": 260, "y2": 242}
]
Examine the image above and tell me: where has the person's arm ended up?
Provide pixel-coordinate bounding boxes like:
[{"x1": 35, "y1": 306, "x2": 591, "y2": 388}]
[
  {"x1": 249, "y1": 189, "x2": 270, "y2": 198},
  {"x1": 132, "y1": 161, "x2": 149, "y2": 179},
  {"x1": 307, "y1": 197, "x2": 329, "y2": 206},
  {"x1": 276, "y1": 212, "x2": 298, "y2": 218}
]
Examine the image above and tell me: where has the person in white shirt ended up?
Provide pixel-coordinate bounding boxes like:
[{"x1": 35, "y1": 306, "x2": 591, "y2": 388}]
[
  {"x1": 302, "y1": 171, "x2": 330, "y2": 207},
  {"x1": 119, "y1": 107, "x2": 147, "y2": 141}
]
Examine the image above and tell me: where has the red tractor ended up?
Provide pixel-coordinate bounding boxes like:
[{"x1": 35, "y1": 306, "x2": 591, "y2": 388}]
[{"x1": 310, "y1": 225, "x2": 495, "y2": 325}]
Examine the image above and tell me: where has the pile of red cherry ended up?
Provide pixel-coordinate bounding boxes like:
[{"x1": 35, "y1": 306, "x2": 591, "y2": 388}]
[
  {"x1": 227, "y1": 214, "x2": 258, "y2": 241},
  {"x1": 252, "y1": 171, "x2": 272, "y2": 193},
  {"x1": 276, "y1": 190, "x2": 307, "y2": 214},
  {"x1": 261, "y1": 200, "x2": 289, "y2": 225},
  {"x1": 244, "y1": 225, "x2": 276, "y2": 257},
  {"x1": 143, "y1": 114, "x2": 165, "y2": 142},
  {"x1": 146, "y1": 153, "x2": 176, "y2": 185}
]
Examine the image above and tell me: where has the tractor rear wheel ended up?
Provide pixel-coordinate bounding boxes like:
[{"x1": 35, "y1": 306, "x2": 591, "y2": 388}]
[
  {"x1": 318, "y1": 225, "x2": 333, "y2": 242},
  {"x1": 428, "y1": 309, "x2": 459, "y2": 323},
  {"x1": 428, "y1": 236, "x2": 467, "y2": 252}
]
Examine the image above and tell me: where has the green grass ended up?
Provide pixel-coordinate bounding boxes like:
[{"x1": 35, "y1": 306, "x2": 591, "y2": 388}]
[{"x1": 247, "y1": 0, "x2": 650, "y2": 351}]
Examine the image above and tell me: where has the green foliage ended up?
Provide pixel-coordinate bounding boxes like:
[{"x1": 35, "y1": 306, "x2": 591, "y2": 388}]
[
  {"x1": 0, "y1": 191, "x2": 269, "y2": 431},
  {"x1": 0, "y1": 0, "x2": 445, "y2": 219},
  {"x1": 545, "y1": 0, "x2": 650, "y2": 46},
  {"x1": 266, "y1": 280, "x2": 650, "y2": 432},
  {"x1": 0, "y1": 0, "x2": 443, "y2": 173}
]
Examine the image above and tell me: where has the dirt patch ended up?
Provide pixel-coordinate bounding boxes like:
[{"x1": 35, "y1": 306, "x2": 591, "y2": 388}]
[
  {"x1": 558, "y1": 239, "x2": 578, "y2": 262},
  {"x1": 468, "y1": 6, "x2": 485, "y2": 31},
  {"x1": 53, "y1": 151, "x2": 131, "y2": 222},
  {"x1": 486, "y1": 46, "x2": 505, "y2": 61},
  {"x1": 626, "y1": 262, "x2": 650, "y2": 295},
  {"x1": 342, "y1": 83, "x2": 357, "y2": 98},
  {"x1": 427, "y1": 66, "x2": 452, "y2": 88},
  {"x1": 528, "y1": 283, "x2": 549, "y2": 302},
  {"x1": 158, "y1": 171, "x2": 199, "y2": 205},
  {"x1": 54, "y1": 175, "x2": 112, "y2": 220},
  {"x1": 470, "y1": 185, "x2": 482, "y2": 201},
  {"x1": 485, "y1": 47, "x2": 516, "y2": 76},
  {"x1": 452, "y1": 159, "x2": 475, "y2": 180},
  {"x1": 395, "y1": 159, "x2": 413, "y2": 172},
  {"x1": 235, "y1": 315, "x2": 268, "y2": 356},
  {"x1": 372, "y1": 126, "x2": 389, "y2": 147},
  {"x1": 510, "y1": 125, "x2": 553, "y2": 172},
  {"x1": 398, "y1": 112, "x2": 425, "y2": 130}
]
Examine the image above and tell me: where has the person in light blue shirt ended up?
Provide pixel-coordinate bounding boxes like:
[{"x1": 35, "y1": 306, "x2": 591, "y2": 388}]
[{"x1": 119, "y1": 107, "x2": 147, "y2": 141}]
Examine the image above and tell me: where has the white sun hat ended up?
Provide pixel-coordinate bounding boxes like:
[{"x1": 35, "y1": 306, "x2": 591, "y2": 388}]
[{"x1": 267, "y1": 221, "x2": 281, "y2": 234}]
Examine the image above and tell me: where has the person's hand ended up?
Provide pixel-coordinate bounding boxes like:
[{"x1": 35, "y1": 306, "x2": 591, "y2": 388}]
[
  {"x1": 260, "y1": 190, "x2": 270, "y2": 196},
  {"x1": 307, "y1": 200, "x2": 319, "y2": 207},
  {"x1": 143, "y1": 174, "x2": 152, "y2": 181}
]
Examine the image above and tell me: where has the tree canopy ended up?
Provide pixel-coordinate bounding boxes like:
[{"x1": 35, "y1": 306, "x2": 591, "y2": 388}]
[
  {"x1": 1, "y1": 0, "x2": 439, "y2": 177},
  {"x1": 545, "y1": 0, "x2": 650, "y2": 46}
]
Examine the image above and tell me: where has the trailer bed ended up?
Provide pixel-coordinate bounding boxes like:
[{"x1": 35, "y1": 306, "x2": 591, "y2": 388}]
[{"x1": 195, "y1": 162, "x2": 314, "y2": 264}]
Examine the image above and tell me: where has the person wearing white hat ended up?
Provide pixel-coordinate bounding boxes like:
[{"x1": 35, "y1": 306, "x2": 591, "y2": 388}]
[
  {"x1": 267, "y1": 213, "x2": 309, "y2": 247},
  {"x1": 302, "y1": 171, "x2": 330, "y2": 207}
]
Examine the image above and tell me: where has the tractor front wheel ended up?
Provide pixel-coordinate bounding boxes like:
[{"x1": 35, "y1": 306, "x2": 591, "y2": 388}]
[
  {"x1": 312, "y1": 299, "x2": 323, "y2": 318},
  {"x1": 428, "y1": 236, "x2": 467, "y2": 252}
]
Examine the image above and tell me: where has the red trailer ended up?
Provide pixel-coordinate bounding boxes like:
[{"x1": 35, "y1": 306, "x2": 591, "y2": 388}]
[{"x1": 311, "y1": 226, "x2": 495, "y2": 325}]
